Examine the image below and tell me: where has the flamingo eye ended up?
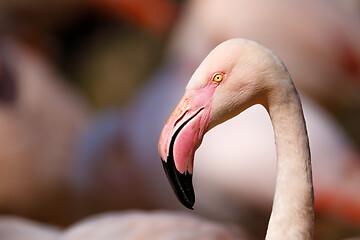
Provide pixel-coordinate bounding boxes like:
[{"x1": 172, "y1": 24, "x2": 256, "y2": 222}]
[{"x1": 212, "y1": 73, "x2": 224, "y2": 83}]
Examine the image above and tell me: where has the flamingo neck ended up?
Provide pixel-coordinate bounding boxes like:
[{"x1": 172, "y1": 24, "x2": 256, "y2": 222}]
[{"x1": 265, "y1": 89, "x2": 314, "y2": 240}]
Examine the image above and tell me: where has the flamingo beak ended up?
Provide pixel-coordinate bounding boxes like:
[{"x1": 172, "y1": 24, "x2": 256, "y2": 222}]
[{"x1": 158, "y1": 86, "x2": 215, "y2": 209}]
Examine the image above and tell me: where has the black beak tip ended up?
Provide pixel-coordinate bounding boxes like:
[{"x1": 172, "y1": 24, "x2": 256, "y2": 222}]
[{"x1": 161, "y1": 158, "x2": 195, "y2": 210}]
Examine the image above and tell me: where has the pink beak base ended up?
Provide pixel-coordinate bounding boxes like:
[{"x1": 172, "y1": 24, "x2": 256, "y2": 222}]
[{"x1": 158, "y1": 84, "x2": 216, "y2": 209}]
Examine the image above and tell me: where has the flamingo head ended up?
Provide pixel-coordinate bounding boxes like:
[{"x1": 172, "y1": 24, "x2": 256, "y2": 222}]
[{"x1": 158, "y1": 38, "x2": 289, "y2": 209}]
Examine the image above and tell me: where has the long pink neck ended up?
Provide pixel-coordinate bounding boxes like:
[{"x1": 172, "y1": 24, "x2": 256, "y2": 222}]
[{"x1": 265, "y1": 89, "x2": 314, "y2": 240}]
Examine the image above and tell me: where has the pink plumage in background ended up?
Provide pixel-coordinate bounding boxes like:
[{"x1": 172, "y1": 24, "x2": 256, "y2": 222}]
[{"x1": 93, "y1": 0, "x2": 178, "y2": 34}]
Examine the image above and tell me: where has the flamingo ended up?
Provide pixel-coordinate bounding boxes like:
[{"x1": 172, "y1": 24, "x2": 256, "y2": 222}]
[
  {"x1": 69, "y1": 0, "x2": 360, "y2": 235},
  {"x1": 160, "y1": 0, "x2": 360, "y2": 229},
  {"x1": 0, "y1": 38, "x2": 89, "y2": 225},
  {"x1": 159, "y1": 38, "x2": 314, "y2": 239},
  {"x1": 70, "y1": 47, "x2": 360, "y2": 235}
]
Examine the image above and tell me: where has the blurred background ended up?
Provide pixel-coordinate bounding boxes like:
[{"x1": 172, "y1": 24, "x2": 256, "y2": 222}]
[{"x1": 0, "y1": 0, "x2": 359, "y2": 239}]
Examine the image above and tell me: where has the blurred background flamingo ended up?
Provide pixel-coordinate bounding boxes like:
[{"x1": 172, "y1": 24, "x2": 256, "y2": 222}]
[
  {"x1": 0, "y1": 0, "x2": 359, "y2": 239},
  {"x1": 0, "y1": 38, "x2": 89, "y2": 224}
]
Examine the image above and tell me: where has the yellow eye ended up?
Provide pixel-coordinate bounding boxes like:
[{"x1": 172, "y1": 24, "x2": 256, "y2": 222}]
[{"x1": 212, "y1": 73, "x2": 224, "y2": 83}]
